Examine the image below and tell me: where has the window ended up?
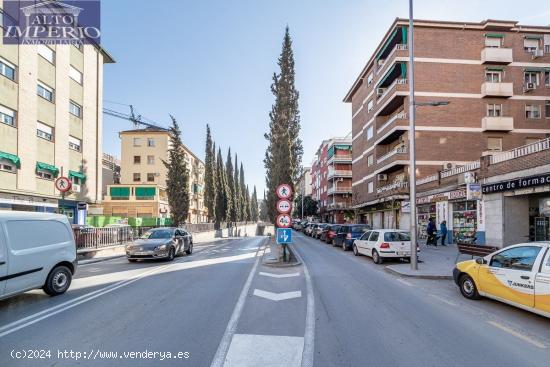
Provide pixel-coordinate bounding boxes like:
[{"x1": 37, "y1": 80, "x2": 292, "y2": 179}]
[
  {"x1": 546, "y1": 101, "x2": 550, "y2": 118},
  {"x1": 541, "y1": 249, "x2": 550, "y2": 274},
  {"x1": 0, "y1": 159, "x2": 15, "y2": 173},
  {"x1": 524, "y1": 72, "x2": 538, "y2": 86},
  {"x1": 69, "y1": 101, "x2": 82, "y2": 117},
  {"x1": 490, "y1": 246, "x2": 541, "y2": 271},
  {"x1": 487, "y1": 137, "x2": 502, "y2": 151},
  {"x1": 134, "y1": 155, "x2": 141, "y2": 164},
  {"x1": 69, "y1": 136, "x2": 81, "y2": 152},
  {"x1": 0, "y1": 105, "x2": 16, "y2": 127},
  {"x1": 545, "y1": 71, "x2": 550, "y2": 87},
  {"x1": 525, "y1": 105, "x2": 541, "y2": 119},
  {"x1": 71, "y1": 176, "x2": 82, "y2": 185},
  {"x1": 133, "y1": 173, "x2": 141, "y2": 182},
  {"x1": 37, "y1": 44, "x2": 55, "y2": 63},
  {"x1": 0, "y1": 57, "x2": 15, "y2": 81},
  {"x1": 367, "y1": 72, "x2": 373, "y2": 86},
  {"x1": 366, "y1": 125, "x2": 374, "y2": 140},
  {"x1": 486, "y1": 104, "x2": 502, "y2": 117},
  {"x1": 367, "y1": 99, "x2": 374, "y2": 112},
  {"x1": 147, "y1": 173, "x2": 155, "y2": 182},
  {"x1": 69, "y1": 65, "x2": 82, "y2": 84},
  {"x1": 133, "y1": 138, "x2": 141, "y2": 147},
  {"x1": 36, "y1": 170, "x2": 54, "y2": 180},
  {"x1": 367, "y1": 154, "x2": 374, "y2": 167},
  {"x1": 37, "y1": 82, "x2": 54, "y2": 102},
  {"x1": 525, "y1": 138, "x2": 541, "y2": 145},
  {"x1": 485, "y1": 71, "x2": 501, "y2": 83},
  {"x1": 368, "y1": 181, "x2": 374, "y2": 193},
  {"x1": 37, "y1": 121, "x2": 53, "y2": 141},
  {"x1": 360, "y1": 231, "x2": 372, "y2": 240},
  {"x1": 147, "y1": 138, "x2": 155, "y2": 147},
  {"x1": 369, "y1": 231, "x2": 379, "y2": 242},
  {"x1": 524, "y1": 38, "x2": 539, "y2": 53},
  {"x1": 147, "y1": 155, "x2": 155, "y2": 165},
  {"x1": 485, "y1": 37, "x2": 501, "y2": 48}
]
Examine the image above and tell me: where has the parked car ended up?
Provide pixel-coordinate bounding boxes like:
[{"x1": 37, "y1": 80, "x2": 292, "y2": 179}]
[
  {"x1": 453, "y1": 242, "x2": 550, "y2": 318},
  {"x1": 313, "y1": 224, "x2": 327, "y2": 239},
  {"x1": 126, "y1": 227, "x2": 193, "y2": 262},
  {"x1": 293, "y1": 220, "x2": 305, "y2": 231},
  {"x1": 0, "y1": 212, "x2": 77, "y2": 300},
  {"x1": 304, "y1": 223, "x2": 316, "y2": 236},
  {"x1": 332, "y1": 224, "x2": 371, "y2": 250},
  {"x1": 324, "y1": 224, "x2": 342, "y2": 244},
  {"x1": 353, "y1": 229, "x2": 412, "y2": 264}
]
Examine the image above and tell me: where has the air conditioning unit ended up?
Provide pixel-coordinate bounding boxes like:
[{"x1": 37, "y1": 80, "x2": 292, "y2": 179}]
[
  {"x1": 524, "y1": 82, "x2": 536, "y2": 91},
  {"x1": 376, "y1": 88, "x2": 385, "y2": 96},
  {"x1": 442, "y1": 162, "x2": 455, "y2": 171},
  {"x1": 532, "y1": 49, "x2": 544, "y2": 58},
  {"x1": 377, "y1": 174, "x2": 388, "y2": 181},
  {"x1": 72, "y1": 184, "x2": 81, "y2": 193}
]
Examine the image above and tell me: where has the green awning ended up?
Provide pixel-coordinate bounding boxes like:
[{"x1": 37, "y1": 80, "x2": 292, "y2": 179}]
[
  {"x1": 485, "y1": 33, "x2": 505, "y2": 38},
  {"x1": 69, "y1": 170, "x2": 86, "y2": 182},
  {"x1": 375, "y1": 28, "x2": 398, "y2": 61},
  {"x1": 524, "y1": 67, "x2": 548, "y2": 72},
  {"x1": 36, "y1": 162, "x2": 59, "y2": 177},
  {"x1": 486, "y1": 66, "x2": 504, "y2": 71},
  {"x1": 524, "y1": 34, "x2": 542, "y2": 39},
  {"x1": 327, "y1": 146, "x2": 335, "y2": 158},
  {"x1": 0, "y1": 151, "x2": 20, "y2": 168},
  {"x1": 401, "y1": 26, "x2": 408, "y2": 45},
  {"x1": 334, "y1": 145, "x2": 351, "y2": 150},
  {"x1": 110, "y1": 187, "x2": 130, "y2": 197},
  {"x1": 135, "y1": 187, "x2": 156, "y2": 197},
  {"x1": 377, "y1": 62, "x2": 406, "y2": 88},
  {"x1": 400, "y1": 62, "x2": 407, "y2": 79}
]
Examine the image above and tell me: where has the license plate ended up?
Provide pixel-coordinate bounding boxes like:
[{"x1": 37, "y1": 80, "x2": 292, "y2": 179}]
[
  {"x1": 396, "y1": 252, "x2": 410, "y2": 256},
  {"x1": 134, "y1": 252, "x2": 150, "y2": 256}
]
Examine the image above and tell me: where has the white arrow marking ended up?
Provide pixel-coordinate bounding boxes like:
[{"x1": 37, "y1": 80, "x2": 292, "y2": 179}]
[
  {"x1": 259, "y1": 272, "x2": 300, "y2": 278},
  {"x1": 253, "y1": 289, "x2": 302, "y2": 301},
  {"x1": 283, "y1": 233, "x2": 289, "y2": 241}
]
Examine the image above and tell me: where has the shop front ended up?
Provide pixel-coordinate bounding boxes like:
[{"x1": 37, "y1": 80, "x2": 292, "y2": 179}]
[
  {"x1": 357, "y1": 199, "x2": 409, "y2": 230},
  {"x1": 0, "y1": 192, "x2": 57, "y2": 213}
]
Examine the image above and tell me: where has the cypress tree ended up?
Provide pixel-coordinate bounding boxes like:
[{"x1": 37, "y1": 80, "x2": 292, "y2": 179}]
[
  {"x1": 250, "y1": 186, "x2": 259, "y2": 222},
  {"x1": 264, "y1": 27, "x2": 303, "y2": 223},
  {"x1": 233, "y1": 153, "x2": 242, "y2": 222},
  {"x1": 214, "y1": 147, "x2": 229, "y2": 228},
  {"x1": 204, "y1": 124, "x2": 216, "y2": 222},
  {"x1": 244, "y1": 184, "x2": 251, "y2": 222},
  {"x1": 239, "y1": 163, "x2": 248, "y2": 221},
  {"x1": 225, "y1": 148, "x2": 237, "y2": 223},
  {"x1": 163, "y1": 116, "x2": 190, "y2": 226}
]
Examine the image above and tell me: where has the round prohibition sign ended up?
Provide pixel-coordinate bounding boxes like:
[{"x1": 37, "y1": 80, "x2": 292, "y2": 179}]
[
  {"x1": 276, "y1": 184, "x2": 292, "y2": 199},
  {"x1": 276, "y1": 214, "x2": 292, "y2": 228},
  {"x1": 276, "y1": 199, "x2": 292, "y2": 214},
  {"x1": 55, "y1": 176, "x2": 72, "y2": 193}
]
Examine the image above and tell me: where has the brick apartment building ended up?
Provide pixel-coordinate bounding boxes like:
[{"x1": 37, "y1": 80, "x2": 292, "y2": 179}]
[
  {"x1": 344, "y1": 18, "x2": 550, "y2": 231},
  {"x1": 311, "y1": 135, "x2": 353, "y2": 223}
]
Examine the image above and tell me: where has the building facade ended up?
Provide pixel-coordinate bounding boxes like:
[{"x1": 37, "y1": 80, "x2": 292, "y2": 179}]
[
  {"x1": 114, "y1": 127, "x2": 207, "y2": 223},
  {"x1": 344, "y1": 18, "x2": 550, "y2": 230},
  {"x1": 101, "y1": 152, "x2": 120, "y2": 197},
  {"x1": 297, "y1": 166, "x2": 312, "y2": 197},
  {"x1": 0, "y1": 10, "x2": 114, "y2": 223}
]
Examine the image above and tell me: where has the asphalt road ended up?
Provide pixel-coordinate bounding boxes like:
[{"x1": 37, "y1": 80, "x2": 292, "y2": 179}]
[{"x1": 1, "y1": 233, "x2": 550, "y2": 367}]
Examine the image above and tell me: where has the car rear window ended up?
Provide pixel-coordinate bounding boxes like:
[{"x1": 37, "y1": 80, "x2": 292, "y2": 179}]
[
  {"x1": 351, "y1": 225, "x2": 369, "y2": 233},
  {"x1": 384, "y1": 232, "x2": 411, "y2": 241}
]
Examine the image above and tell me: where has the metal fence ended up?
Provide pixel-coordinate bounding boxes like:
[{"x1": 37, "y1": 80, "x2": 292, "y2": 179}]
[{"x1": 74, "y1": 226, "x2": 135, "y2": 251}]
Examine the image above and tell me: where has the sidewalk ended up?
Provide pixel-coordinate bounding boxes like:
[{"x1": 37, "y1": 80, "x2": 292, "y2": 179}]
[{"x1": 384, "y1": 243, "x2": 472, "y2": 279}]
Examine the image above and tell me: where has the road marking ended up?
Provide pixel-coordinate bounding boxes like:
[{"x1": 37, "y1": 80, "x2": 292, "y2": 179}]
[
  {"x1": 259, "y1": 272, "x2": 300, "y2": 278},
  {"x1": 396, "y1": 278, "x2": 414, "y2": 287},
  {"x1": 429, "y1": 294, "x2": 457, "y2": 306},
  {"x1": 0, "y1": 238, "x2": 256, "y2": 339},
  {"x1": 253, "y1": 289, "x2": 302, "y2": 301},
  {"x1": 290, "y1": 244, "x2": 315, "y2": 367},
  {"x1": 223, "y1": 334, "x2": 304, "y2": 367},
  {"x1": 487, "y1": 320, "x2": 547, "y2": 349},
  {"x1": 210, "y1": 240, "x2": 266, "y2": 367}
]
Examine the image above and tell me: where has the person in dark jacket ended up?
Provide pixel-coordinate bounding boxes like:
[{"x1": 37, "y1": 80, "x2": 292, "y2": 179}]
[
  {"x1": 426, "y1": 217, "x2": 437, "y2": 246},
  {"x1": 440, "y1": 220, "x2": 447, "y2": 246}
]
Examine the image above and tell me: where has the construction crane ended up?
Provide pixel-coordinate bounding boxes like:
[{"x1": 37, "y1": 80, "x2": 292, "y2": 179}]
[{"x1": 103, "y1": 105, "x2": 168, "y2": 131}]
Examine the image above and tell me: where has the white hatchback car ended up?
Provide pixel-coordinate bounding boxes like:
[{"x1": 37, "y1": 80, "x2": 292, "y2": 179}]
[{"x1": 353, "y1": 229, "x2": 412, "y2": 264}]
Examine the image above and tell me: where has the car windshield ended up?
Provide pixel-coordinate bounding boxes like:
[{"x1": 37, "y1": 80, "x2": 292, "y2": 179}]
[
  {"x1": 384, "y1": 232, "x2": 411, "y2": 241},
  {"x1": 140, "y1": 229, "x2": 173, "y2": 239},
  {"x1": 352, "y1": 225, "x2": 369, "y2": 233}
]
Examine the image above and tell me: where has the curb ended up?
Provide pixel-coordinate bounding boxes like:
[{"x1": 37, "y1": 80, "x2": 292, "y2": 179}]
[
  {"x1": 262, "y1": 242, "x2": 302, "y2": 267},
  {"x1": 384, "y1": 266, "x2": 453, "y2": 280},
  {"x1": 78, "y1": 254, "x2": 126, "y2": 265}
]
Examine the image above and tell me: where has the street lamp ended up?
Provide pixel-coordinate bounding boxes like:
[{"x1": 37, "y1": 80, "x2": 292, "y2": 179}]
[{"x1": 408, "y1": 0, "x2": 449, "y2": 270}]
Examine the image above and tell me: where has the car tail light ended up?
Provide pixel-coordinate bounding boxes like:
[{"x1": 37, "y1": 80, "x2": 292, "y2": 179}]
[
  {"x1": 346, "y1": 233, "x2": 352, "y2": 239},
  {"x1": 380, "y1": 242, "x2": 390, "y2": 249},
  {"x1": 329, "y1": 231, "x2": 335, "y2": 236}
]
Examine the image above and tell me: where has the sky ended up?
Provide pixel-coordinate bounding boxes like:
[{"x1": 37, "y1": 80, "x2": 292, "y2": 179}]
[{"x1": 100, "y1": 0, "x2": 550, "y2": 194}]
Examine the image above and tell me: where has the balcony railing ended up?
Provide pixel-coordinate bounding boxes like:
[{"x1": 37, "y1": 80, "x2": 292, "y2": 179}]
[
  {"x1": 378, "y1": 111, "x2": 407, "y2": 134},
  {"x1": 376, "y1": 44, "x2": 408, "y2": 75},
  {"x1": 481, "y1": 116, "x2": 514, "y2": 131},
  {"x1": 376, "y1": 181, "x2": 408, "y2": 194},
  {"x1": 328, "y1": 154, "x2": 353, "y2": 164},
  {"x1": 440, "y1": 161, "x2": 481, "y2": 179},
  {"x1": 481, "y1": 82, "x2": 513, "y2": 97},
  {"x1": 377, "y1": 78, "x2": 407, "y2": 102},
  {"x1": 327, "y1": 169, "x2": 353, "y2": 179},
  {"x1": 327, "y1": 186, "x2": 352, "y2": 195},
  {"x1": 481, "y1": 47, "x2": 513, "y2": 64},
  {"x1": 490, "y1": 137, "x2": 550, "y2": 164},
  {"x1": 327, "y1": 202, "x2": 351, "y2": 210},
  {"x1": 416, "y1": 174, "x2": 439, "y2": 186},
  {"x1": 377, "y1": 146, "x2": 407, "y2": 164}
]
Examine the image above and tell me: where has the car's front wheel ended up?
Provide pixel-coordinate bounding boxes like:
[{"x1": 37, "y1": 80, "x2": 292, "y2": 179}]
[
  {"x1": 167, "y1": 247, "x2": 175, "y2": 261},
  {"x1": 353, "y1": 244, "x2": 359, "y2": 256},
  {"x1": 459, "y1": 274, "x2": 480, "y2": 300},
  {"x1": 43, "y1": 265, "x2": 72, "y2": 296},
  {"x1": 332, "y1": 239, "x2": 337, "y2": 247},
  {"x1": 342, "y1": 241, "x2": 348, "y2": 251},
  {"x1": 372, "y1": 250, "x2": 383, "y2": 264},
  {"x1": 186, "y1": 243, "x2": 193, "y2": 255}
]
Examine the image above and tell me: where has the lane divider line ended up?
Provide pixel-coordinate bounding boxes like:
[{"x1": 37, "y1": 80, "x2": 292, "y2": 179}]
[
  {"x1": 396, "y1": 278, "x2": 414, "y2": 287},
  {"x1": 487, "y1": 320, "x2": 547, "y2": 349},
  {"x1": 258, "y1": 272, "x2": 300, "y2": 278},
  {"x1": 429, "y1": 294, "x2": 457, "y2": 307}
]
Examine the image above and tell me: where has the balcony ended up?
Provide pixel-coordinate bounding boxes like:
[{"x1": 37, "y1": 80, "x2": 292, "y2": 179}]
[
  {"x1": 327, "y1": 186, "x2": 352, "y2": 195},
  {"x1": 327, "y1": 202, "x2": 352, "y2": 211},
  {"x1": 377, "y1": 78, "x2": 407, "y2": 107},
  {"x1": 327, "y1": 154, "x2": 352, "y2": 164},
  {"x1": 481, "y1": 116, "x2": 514, "y2": 131},
  {"x1": 377, "y1": 146, "x2": 407, "y2": 164},
  {"x1": 481, "y1": 82, "x2": 513, "y2": 97},
  {"x1": 377, "y1": 111, "x2": 407, "y2": 134},
  {"x1": 327, "y1": 169, "x2": 353, "y2": 179},
  {"x1": 376, "y1": 44, "x2": 408, "y2": 76},
  {"x1": 376, "y1": 180, "x2": 408, "y2": 195},
  {"x1": 481, "y1": 47, "x2": 513, "y2": 64}
]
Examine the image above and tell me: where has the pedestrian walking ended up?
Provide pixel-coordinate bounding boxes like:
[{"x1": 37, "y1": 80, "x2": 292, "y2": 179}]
[
  {"x1": 426, "y1": 217, "x2": 437, "y2": 246},
  {"x1": 440, "y1": 220, "x2": 447, "y2": 246}
]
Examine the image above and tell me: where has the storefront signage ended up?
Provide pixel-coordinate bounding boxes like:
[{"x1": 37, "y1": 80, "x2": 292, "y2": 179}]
[
  {"x1": 416, "y1": 189, "x2": 466, "y2": 205},
  {"x1": 466, "y1": 183, "x2": 482, "y2": 201},
  {"x1": 482, "y1": 173, "x2": 550, "y2": 194}
]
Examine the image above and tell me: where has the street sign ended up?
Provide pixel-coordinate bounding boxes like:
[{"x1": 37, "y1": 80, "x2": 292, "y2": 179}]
[
  {"x1": 276, "y1": 184, "x2": 292, "y2": 199},
  {"x1": 276, "y1": 228, "x2": 292, "y2": 244},
  {"x1": 276, "y1": 199, "x2": 292, "y2": 214},
  {"x1": 276, "y1": 214, "x2": 292, "y2": 228},
  {"x1": 55, "y1": 177, "x2": 72, "y2": 193}
]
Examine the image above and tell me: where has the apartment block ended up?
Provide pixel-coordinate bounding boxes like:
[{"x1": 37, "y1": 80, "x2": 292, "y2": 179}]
[
  {"x1": 311, "y1": 135, "x2": 353, "y2": 223},
  {"x1": 297, "y1": 167, "x2": 312, "y2": 198},
  {"x1": 0, "y1": 5, "x2": 114, "y2": 223},
  {"x1": 344, "y1": 18, "x2": 550, "y2": 230}
]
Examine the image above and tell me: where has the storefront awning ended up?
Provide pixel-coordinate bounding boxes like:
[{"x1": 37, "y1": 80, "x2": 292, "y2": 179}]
[
  {"x1": 69, "y1": 170, "x2": 87, "y2": 182},
  {"x1": 0, "y1": 151, "x2": 21, "y2": 168},
  {"x1": 36, "y1": 162, "x2": 59, "y2": 177}
]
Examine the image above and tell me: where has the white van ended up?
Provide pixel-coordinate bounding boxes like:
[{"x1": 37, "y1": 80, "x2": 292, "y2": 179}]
[{"x1": 0, "y1": 212, "x2": 77, "y2": 300}]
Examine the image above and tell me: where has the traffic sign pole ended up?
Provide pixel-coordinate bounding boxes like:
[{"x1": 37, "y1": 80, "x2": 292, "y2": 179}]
[{"x1": 275, "y1": 183, "x2": 293, "y2": 262}]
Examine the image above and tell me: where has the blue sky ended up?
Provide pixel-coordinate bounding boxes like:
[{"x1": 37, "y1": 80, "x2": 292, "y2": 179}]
[{"x1": 101, "y1": 0, "x2": 550, "y2": 194}]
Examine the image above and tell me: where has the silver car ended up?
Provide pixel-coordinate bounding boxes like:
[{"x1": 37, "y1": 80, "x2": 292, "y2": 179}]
[{"x1": 126, "y1": 227, "x2": 193, "y2": 262}]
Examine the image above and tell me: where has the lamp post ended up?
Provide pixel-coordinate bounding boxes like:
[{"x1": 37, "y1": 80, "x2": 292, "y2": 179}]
[{"x1": 408, "y1": 0, "x2": 449, "y2": 270}]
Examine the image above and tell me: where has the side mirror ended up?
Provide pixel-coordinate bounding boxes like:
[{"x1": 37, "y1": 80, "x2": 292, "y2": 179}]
[{"x1": 476, "y1": 257, "x2": 487, "y2": 265}]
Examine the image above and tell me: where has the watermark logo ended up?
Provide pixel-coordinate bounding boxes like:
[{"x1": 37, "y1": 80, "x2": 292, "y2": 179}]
[{"x1": 2, "y1": 0, "x2": 100, "y2": 45}]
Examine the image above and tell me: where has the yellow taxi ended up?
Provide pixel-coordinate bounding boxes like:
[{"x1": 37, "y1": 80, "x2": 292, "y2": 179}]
[{"x1": 453, "y1": 242, "x2": 550, "y2": 318}]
